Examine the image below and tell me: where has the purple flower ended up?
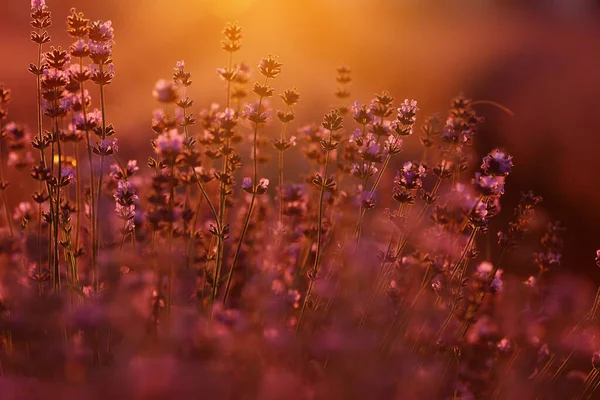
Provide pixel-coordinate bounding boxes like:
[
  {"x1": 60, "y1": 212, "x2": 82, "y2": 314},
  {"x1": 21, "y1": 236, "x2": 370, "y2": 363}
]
[
  {"x1": 74, "y1": 108, "x2": 102, "y2": 131},
  {"x1": 155, "y1": 129, "x2": 183, "y2": 156},
  {"x1": 89, "y1": 20, "x2": 114, "y2": 42},
  {"x1": 491, "y1": 270, "x2": 503, "y2": 292},
  {"x1": 596, "y1": 250, "x2": 600, "y2": 267},
  {"x1": 70, "y1": 39, "x2": 88, "y2": 57},
  {"x1": 351, "y1": 101, "x2": 373, "y2": 125},
  {"x1": 61, "y1": 166, "x2": 76, "y2": 184},
  {"x1": 88, "y1": 40, "x2": 113, "y2": 61},
  {"x1": 152, "y1": 79, "x2": 178, "y2": 103},
  {"x1": 395, "y1": 161, "x2": 426, "y2": 190},
  {"x1": 242, "y1": 177, "x2": 253, "y2": 192},
  {"x1": 482, "y1": 149, "x2": 513, "y2": 177},
  {"x1": 101, "y1": 138, "x2": 118, "y2": 154},
  {"x1": 127, "y1": 160, "x2": 139, "y2": 175},
  {"x1": 114, "y1": 180, "x2": 138, "y2": 205},
  {"x1": 397, "y1": 99, "x2": 419, "y2": 125},
  {"x1": 472, "y1": 172, "x2": 505, "y2": 197},
  {"x1": 31, "y1": 0, "x2": 45, "y2": 9},
  {"x1": 175, "y1": 60, "x2": 185, "y2": 72},
  {"x1": 384, "y1": 135, "x2": 403, "y2": 154}
]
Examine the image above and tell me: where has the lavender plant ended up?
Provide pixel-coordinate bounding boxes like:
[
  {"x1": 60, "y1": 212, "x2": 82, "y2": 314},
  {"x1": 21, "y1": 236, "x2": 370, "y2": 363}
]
[{"x1": 0, "y1": 2, "x2": 599, "y2": 399}]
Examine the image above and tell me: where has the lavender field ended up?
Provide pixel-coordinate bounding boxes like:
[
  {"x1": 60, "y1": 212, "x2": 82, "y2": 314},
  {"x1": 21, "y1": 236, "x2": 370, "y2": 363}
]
[{"x1": 0, "y1": 1, "x2": 599, "y2": 399}]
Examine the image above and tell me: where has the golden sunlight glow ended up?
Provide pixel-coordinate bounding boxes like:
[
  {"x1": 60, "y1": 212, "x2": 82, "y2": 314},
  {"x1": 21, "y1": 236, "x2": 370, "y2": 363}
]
[{"x1": 194, "y1": 0, "x2": 260, "y2": 18}]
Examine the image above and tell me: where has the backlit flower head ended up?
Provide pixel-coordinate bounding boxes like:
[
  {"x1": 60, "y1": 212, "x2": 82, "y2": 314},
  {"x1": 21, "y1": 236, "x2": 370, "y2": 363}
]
[
  {"x1": 152, "y1": 79, "x2": 178, "y2": 103},
  {"x1": 482, "y1": 149, "x2": 513, "y2": 177},
  {"x1": 395, "y1": 161, "x2": 426, "y2": 190},
  {"x1": 31, "y1": 0, "x2": 45, "y2": 10},
  {"x1": 258, "y1": 55, "x2": 282, "y2": 79},
  {"x1": 88, "y1": 20, "x2": 114, "y2": 42},
  {"x1": 155, "y1": 129, "x2": 184, "y2": 156},
  {"x1": 472, "y1": 172, "x2": 505, "y2": 197}
]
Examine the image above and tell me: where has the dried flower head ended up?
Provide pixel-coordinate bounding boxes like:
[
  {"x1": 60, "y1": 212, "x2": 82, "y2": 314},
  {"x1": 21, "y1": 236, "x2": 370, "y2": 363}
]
[
  {"x1": 258, "y1": 55, "x2": 282, "y2": 79},
  {"x1": 322, "y1": 109, "x2": 343, "y2": 132},
  {"x1": 280, "y1": 88, "x2": 300, "y2": 106}
]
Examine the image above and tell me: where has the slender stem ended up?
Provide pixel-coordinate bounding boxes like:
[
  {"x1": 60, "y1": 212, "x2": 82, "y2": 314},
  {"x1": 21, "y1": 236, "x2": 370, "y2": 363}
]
[
  {"x1": 94, "y1": 62, "x2": 107, "y2": 292},
  {"x1": 221, "y1": 78, "x2": 268, "y2": 307},
  {"x1": 395, "y1": 176, "x2": 443, "y2": 257},
  {"x1": 214, "y1": 53, "x2": 235, "y2": 309},
  {"x1": 296, "y1": 132, "x2": 333, "y2": 333},
  {"x1": 34, "y1": 37, "x2": 49, "y2": 289},
  {"x1": 78, "y1": 57, "x2": 96, "y2": 282},
  {"x1": 277, "y1": 105, "x2": 290, "y2": 234},
  {"x1": 54, "y1": 113, "x2": 62, "y2": 292},
  {"x1": 167, "y1": 162, "x2": 175, "y2": 317}
]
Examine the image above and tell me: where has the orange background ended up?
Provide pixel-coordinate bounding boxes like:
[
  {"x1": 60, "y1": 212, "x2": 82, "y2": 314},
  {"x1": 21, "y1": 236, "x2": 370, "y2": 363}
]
[{"x1": 1, "y1": 0, "x2": 599, "y2": 273}]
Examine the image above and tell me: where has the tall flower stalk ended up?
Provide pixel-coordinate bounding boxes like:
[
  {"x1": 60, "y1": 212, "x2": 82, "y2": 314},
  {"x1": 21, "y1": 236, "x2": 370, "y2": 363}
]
[
  {"x1": 213, "y1": 22, "x2": 242, "y2": 307},
  {"x1": 296, "y1": 109, "x2": 342, "y2": 333},
  {"x1": 88, "y1": 19, "x2": 115, "y2": 291},
  {"x1": 274, "y1": 88, "x2": 299, "y2": 234},
  {"x1": 221, "y1": 55, "x2": 282, "y2": 306}
]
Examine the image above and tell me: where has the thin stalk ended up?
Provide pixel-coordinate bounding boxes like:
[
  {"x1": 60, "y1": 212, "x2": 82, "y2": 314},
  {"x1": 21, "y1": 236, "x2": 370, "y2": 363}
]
[
  {"x1": 214, "y1": 53, "x2": 234, "y2": 309},
  {"x1": 355, "y1": 130, "x2": 402, "y2": 243},
  {"x1": 395, "y1": 176, "x2": 443, "y2": 257},
  {"x1": 221, "y1": 78, "x2": 268, "y2": 307},
  {"x1": 94, "y1": 62, "x2": 107, "y2": 292},
  {"x1": 277, "y1": 105, "x2": 290, "y2": 235},
  {"x1": 53, "y1": 113, "x2": 62, "y2": 292},
  {"x1": 78, "y1": 57, "x2": 96, "y2": 278},
  {"x1": 34, "y1": 36, "x2": 50, "y2": 288},
  {"x1": 296, "y1": 132, "x2": 333, "y2": 333},
  {"x1": 167, "y1": 162, "x2": 175, "y2": 317},
  {"x1": 73, "y1": 142, "x2": 81, "y2": 255}
]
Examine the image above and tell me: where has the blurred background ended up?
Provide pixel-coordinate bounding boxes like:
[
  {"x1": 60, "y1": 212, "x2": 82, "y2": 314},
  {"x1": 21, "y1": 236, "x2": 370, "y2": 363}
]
[{"x1": 1, "y1": 0, "x2": 599, "y2": 276}]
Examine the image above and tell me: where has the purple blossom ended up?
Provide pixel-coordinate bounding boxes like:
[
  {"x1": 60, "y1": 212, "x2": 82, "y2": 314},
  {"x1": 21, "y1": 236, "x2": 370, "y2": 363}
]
[
  {"x1": 395, "y1": 161, "x2": 426, "y2": 190},
  {"x1": 31, "y1": 0, "x2": 45, "y2": 9},
  {"x1": 88, "y1": 41, "x2": 113, "y2": 61},
  {"x1": 99, "y1": 138, "x2": 118, "y2": 154},
  {"x1": 351, "y1": 100, "x2": 373, "y2": 125},
  {"x1": 114, "y1": 180, "x2": 138, "y2": 205},
  {"x1": 242, "y1": 177, "x2": 253, "y2": 192},
  {"x1": 397, "y1": 99, "x2": 419, "y2": 125},
  {"x1": 152, "y1": 79, "x2": 178, "y2": 103},
  {"x1": 155, "y1": 129, "x2": 184, "y2": 156},
  {"x1": 472, "y1": 173, "x2": 505, "y2": 197},
  {"x1": 482, "y1": 149, "x2": 514, "y2": 177},
  {"x1": 61, "y1": 166, "x2": 76, "y2": 184},
  {"x1": 70, "y1": 39, "x2": 88, "y2": 55}
]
